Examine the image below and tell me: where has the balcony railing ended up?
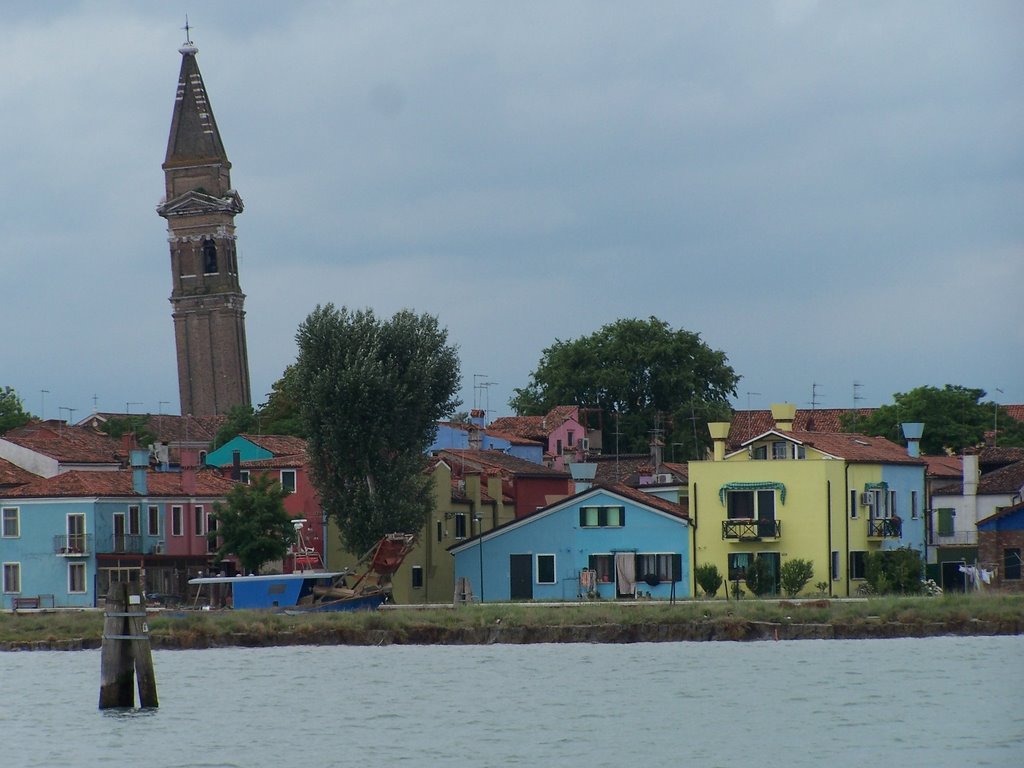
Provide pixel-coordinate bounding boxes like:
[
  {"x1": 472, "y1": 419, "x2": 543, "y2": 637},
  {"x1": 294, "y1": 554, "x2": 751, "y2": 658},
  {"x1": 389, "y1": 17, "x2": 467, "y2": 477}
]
[
  {"x1": 929, "y1": 530, "x2": 977, "y2": 546},
  {"x1": 722, "y1": 519, "x2": 781, "y2": 540},
  {"x1": 53, "y1": 534, "x2": 92, "y2": 556},
  {"x1": 868, "y1": 518, "x2": 902, "y2": 538},
  {"x1": 102, "y1": 534, "x2": 144, "y2": 554}
]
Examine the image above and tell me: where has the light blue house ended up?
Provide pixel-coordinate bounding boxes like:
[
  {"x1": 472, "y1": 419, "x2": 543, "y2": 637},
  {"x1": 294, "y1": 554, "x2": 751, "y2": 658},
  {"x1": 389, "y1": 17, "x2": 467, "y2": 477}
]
[
  {"x1": 450, "y1": 484, "x2": 690, "y2": 602},
  {"x1": 204, "y1": 434, "x2": 308, "y2": 468},
  {"x1": 429, "y1": 422, "x2": 545, "y2": 465}
]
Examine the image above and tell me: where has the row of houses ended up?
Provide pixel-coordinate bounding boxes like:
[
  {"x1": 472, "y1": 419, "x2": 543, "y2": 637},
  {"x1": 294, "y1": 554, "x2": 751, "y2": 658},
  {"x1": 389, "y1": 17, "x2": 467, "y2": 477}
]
[{"x1": 2, "y1": 404, "x2": 1022, "y2": 609}]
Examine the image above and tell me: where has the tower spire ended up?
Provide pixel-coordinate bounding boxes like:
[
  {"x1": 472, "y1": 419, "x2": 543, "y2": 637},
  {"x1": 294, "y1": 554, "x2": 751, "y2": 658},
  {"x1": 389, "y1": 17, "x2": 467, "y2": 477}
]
[{"x1": 157, "y1": 36, "x2": 251, "y2": 417}]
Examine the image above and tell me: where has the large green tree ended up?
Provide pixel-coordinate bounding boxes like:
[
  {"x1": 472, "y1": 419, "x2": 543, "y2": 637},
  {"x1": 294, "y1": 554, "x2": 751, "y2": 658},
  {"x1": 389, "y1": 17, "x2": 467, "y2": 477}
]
[
  {"x1": 209, "y1": 474, "x2": 297, "y2": 575},
  {"x1": 294, "y1": 304, "x2": 461, "y2": 554},
  {"x1": 212, "y1": 367, "x2": 306, "y2": 448},
  {"x1": 510, "y1": 317, "x2": 738, "y2": 457},
  {"x1": 0, "y1": 387, "x2": 32, "y2": 434},
  {"x1": 841, "y1": 385, "x2": 1020, "y2": 454}
]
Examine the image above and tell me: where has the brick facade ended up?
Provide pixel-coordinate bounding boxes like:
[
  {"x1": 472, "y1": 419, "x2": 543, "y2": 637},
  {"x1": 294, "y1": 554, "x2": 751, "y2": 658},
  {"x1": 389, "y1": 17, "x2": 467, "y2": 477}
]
[{"x1": 977, "y1": 529, "x2": 1024, "y2": 592}]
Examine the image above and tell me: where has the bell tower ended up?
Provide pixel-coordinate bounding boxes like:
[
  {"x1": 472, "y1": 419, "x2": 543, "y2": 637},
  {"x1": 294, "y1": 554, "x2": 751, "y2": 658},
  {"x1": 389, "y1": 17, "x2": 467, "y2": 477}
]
[{"x1": 157, "y1": 35, "x2": 251, "y2": 416}]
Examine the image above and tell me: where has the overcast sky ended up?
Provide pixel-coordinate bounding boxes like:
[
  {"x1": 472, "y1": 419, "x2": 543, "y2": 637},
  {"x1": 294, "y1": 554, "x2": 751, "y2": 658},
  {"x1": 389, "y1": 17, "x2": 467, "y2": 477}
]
[{"x1": 3, "y1": 1, "x2": 1022, "y2": 424}]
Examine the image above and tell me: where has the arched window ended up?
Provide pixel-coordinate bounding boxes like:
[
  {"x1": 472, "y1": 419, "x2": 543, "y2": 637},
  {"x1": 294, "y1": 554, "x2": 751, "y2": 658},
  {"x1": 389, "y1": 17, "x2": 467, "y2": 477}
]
[{"x1": 202, "y1": 239, "x2": 218, "y2": 274}]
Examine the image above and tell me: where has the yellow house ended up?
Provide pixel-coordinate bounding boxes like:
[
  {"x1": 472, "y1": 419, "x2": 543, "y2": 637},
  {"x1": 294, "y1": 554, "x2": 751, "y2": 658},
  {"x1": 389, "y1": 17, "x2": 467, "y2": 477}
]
[
  {"x1": 325, "y1": 457, "x2": 516, "y2": 604},
  {"x1": 689, "y1": 404, "x2": 927, "y2": 597}
]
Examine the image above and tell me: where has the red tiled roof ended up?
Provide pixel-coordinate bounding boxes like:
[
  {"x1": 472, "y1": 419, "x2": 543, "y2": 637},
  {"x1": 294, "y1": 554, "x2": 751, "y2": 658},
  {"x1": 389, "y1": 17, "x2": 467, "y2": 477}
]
[
  {"x1": 78, "y1": 412, "x2": 225, "y2": 444},
  {"x1": 922, "y1": 455, "x2": 962, "y2": 479},
  {"x1": 661, "y1": 462, "x2": 689, "y2": 481},
  {"x1": 437, "y1": 449, "x2": 570, "y2": 478},
  {"x1": 590, "y1": 454, "x2": 654, "y2": 484},
  {"x1": 2, "y1": 469, "x2": 237, "y2": 499},
  {"x1": 1, "y1": 422, "x2": 125, "y2": 464},
  {"x1": 543, "y1": 405, "x2": 578, "y2": 430},
  {"x1": 935, "y1": 459, "x2": 1024, "y2": 496},
  {"x1": 486, "y1": 415, "x2": 547, "y2": 442},
  {"x1": 726, "y1": 409, "x2": 877, "y2": 447},
  {"x1": 600, "y1": 482, "x2": 688, "y2": 520},
  {"x1": 1004, "y1": 405, "x2": 1024, "y2": 422},
  {"x1": 239, "y1": 435, "x2": 308, "y2": 456},
  {"x1": 239, "y1": 453, "x2": 308, "y2": 470},
  {"x1": 740, "y1": 430, "x2": 924, "y2": 465},
  {"x1": 0, "y1": 458, "x2": 36, "y2": 487}
]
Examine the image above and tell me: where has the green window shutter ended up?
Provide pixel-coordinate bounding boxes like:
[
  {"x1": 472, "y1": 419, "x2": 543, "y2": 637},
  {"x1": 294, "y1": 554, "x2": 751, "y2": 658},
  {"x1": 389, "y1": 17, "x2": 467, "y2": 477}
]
[{"x1": 937, "y1": 508, "x2": 955, "y2": 537}]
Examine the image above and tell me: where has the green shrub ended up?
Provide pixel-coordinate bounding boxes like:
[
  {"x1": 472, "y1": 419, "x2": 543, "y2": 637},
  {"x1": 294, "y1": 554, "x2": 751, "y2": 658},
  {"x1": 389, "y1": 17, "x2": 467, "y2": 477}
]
[
  {"x1": 695, "y1": 563, "x2": 723, "y2": 598},
  {"x1": 865, "y1": 547, "x2": 924, "y2": 595},
  {"x1": 780, "y1": 558, "x2": 815, "y2": 596},
  {"x1": 744, "y1": 555, "x2": 775, "y2": 597}
]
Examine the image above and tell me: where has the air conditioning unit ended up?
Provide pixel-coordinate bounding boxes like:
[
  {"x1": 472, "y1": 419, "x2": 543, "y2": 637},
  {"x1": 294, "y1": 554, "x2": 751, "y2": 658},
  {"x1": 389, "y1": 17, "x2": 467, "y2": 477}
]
[
  {"x1": 860, "y1": 492, "x2": 875, "y2": 506},
  {"x1": 655, "y1": 473, "x2": 674, "y2": 484},
  {"x1": 152, "y1": 541, "x2": 165, "y2": 554}
]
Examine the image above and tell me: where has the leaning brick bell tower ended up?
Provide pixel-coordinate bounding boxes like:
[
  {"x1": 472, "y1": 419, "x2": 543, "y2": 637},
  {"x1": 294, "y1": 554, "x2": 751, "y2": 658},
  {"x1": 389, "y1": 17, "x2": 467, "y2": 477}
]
[{"x1": 157, "y1": 32, "x2": 251, "y2": 416}]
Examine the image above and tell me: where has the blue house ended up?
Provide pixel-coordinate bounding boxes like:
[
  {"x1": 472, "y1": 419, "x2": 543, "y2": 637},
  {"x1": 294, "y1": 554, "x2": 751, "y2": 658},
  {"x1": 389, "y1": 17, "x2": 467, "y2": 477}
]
[
  {"x1": 204, "y1": 434, "x2": 308, "y2": 469},
  {"x1": 450, "y1": 484, "x2": 690, "y2": 602}
]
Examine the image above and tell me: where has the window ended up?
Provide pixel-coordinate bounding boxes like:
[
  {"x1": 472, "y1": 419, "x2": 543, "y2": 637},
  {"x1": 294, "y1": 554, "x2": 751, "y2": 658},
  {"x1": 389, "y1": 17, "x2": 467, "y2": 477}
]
[
  {"x1": 636, "y1": 553, "x2": 682, "y2": 583},
  {"x1": 579, "y1": 506, "x2": 625, "y2": 528},
  {"x1": 536, "y1": 554, "x2": 556, "y2": 584},
  {"x1": 128, "y1": 505, "x2": 141, "y2": 536},
  {"x1": 3, "y1": 562, "x2": 20, "y2": 593},
  {"x1": 68, "y1": 562, "x2": 86, "y2": 594},
  {"x1": 206, "y1": 512, "x2": 217, "y2": 552},
  {"x1": 937, "y1": 508, "x2": 955, "y2": 537},
  {"x1": 454, "y1": 513, "x2": 467, "y2": 539},
  {"x1": 198, "y1": 450, "x2": 208, "y2": 465},
  {"x1": 202, "y1": 238, "x2": 218, "y2": 273},
  {"x1": 411, "y1": 565, "x2": 424, "y2": 589},
  {"x1": 772, "y1": 441, "x2": 788, "y2": 460},
  {"x1": 911, "y1": 491, "x2": 919, "y2": 520},
  {"x1": 280, "y1": 470, "x2": 297, "y2": 494},
  {"x1": 831, "y1": 551, "x2": 840, "y2": 581},
  {"x1": 850, "y1": 490, "x2": 858, "y2": 520},
  {"x1": 1, "y1": 507, "x2": 19, "y2": 538},
  {"x1": 850, "y1": 551, "x2": 867, "y2": 580},
  {"x1": 148, "y1": 506, "x2": 160, "y2": 537},
  {"x1": 751, "y1": 445, "x2": 767, "y2": 460},
  {"x1": 1005, "y1": 549, "x2": 1022, "y2": 581},
  {"x1": 67, "y1": 513, "x2": 86, "y2": 552},
  {"x1": 889, "y1": 491, "x2": 897, "y2": 519},
  {"x1": 567, "y1": 430, "x2": 575, "y2": 447},
  {"x1": 588, "y1": 554, "x2": 614, "y2": 583},
  {"x1": 728, "y1": 553, "x2": 752, "y2": 580},
  {"x1": 726, "y1": 490, "x2": 774, "y2": 521},
  {"x1": 239, "y1": 470, "x2": 250, "y2": 485},
  {"x1": 171, "y1": 506, "x2": 183, "y2": 536},
  {"x1": 194, "y1": 505, "x2": 205, "y2": 537},
  {"x1": 556, "y1": 439, "x2": 563, "y2": 454}
]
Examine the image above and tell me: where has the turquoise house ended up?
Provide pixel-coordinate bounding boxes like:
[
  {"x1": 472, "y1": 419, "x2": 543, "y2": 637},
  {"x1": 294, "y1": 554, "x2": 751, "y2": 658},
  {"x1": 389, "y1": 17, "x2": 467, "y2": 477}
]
[{"x1": 450, "y1": 484, "x2": 690, "y2": 602}]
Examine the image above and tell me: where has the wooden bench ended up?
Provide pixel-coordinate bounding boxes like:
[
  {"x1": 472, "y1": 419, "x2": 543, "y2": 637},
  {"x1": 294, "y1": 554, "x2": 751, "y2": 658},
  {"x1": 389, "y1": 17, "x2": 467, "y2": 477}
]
[{"x1": 12, "y1": 596, "x2": 41, "y2": 611}]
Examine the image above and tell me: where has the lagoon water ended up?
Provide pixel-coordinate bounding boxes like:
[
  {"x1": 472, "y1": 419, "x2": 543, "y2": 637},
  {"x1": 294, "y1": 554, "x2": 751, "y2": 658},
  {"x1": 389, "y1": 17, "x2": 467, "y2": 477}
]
[{"x1": 2, "y1": 636, "x2": 1022, "y2": 767}]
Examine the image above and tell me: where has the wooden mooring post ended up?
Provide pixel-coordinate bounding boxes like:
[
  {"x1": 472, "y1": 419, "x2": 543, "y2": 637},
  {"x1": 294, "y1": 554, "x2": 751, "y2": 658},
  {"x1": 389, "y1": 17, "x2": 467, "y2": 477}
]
[{"x1": 98, "y1": 582, "x2": 158, "y2": 709}]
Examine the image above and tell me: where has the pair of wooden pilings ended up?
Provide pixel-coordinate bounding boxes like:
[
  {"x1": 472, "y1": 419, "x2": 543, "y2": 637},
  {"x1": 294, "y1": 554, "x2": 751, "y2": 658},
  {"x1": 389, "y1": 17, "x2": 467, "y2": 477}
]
[{"x1": 98, "y1": 582, "x2": 158, "y2": 709}]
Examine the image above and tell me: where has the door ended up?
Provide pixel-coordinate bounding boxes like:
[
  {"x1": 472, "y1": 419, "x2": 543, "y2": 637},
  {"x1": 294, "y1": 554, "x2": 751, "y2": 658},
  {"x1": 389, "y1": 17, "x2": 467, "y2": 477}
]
[
  {"x1": 941, "y1": 561, "x2": 966, "y2": 593},
  {"x1": 509, "y1": 554, "x2": 533, "y2": 600},
  {"x1": 761, "y1": 552, "x2": 781, "y2": 596},
  {"x1": 757, "y1": 489, "x2": 777, "y2": 537}
]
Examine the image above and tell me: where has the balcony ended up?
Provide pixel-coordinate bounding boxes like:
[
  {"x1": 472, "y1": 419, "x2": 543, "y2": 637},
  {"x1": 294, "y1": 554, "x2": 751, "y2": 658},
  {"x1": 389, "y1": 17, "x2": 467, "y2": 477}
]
[
  {"x1": 722, "y1": 519, "x2": 781, "y2": 541},
  {"x1": 868, "y1": 518, "x2": 902, "y2": 539},
  {"x1": 53, "y1": 534, "x2": 92, "y2": 556},
  {"x1": 102, "y1": 534, "x2": 144, "y2": 554},
  {"x1": 929, "y1": 530, "x2": 977, "y2": 546}
]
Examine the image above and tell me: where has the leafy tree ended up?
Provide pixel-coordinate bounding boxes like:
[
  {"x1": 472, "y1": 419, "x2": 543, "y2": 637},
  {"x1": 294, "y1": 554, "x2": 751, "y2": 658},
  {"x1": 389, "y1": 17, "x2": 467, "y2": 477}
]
[
  {"x1": 213, "y1": 404, "x2": 258, "y2": 449},
  {"x1": 294, "y1": 304, "x2": 461, "y2": 554},
  {"x1": 864, "y1": 547, "x2": 923, "y2": 595},
  {"x1": 695, "y1": 563, "x2": 723, "y2": 598},
  {"x1": 744, "y1": 555, "x2": 776, "y2": 597},
  {"x1": 841, "y1": 385, "x2": 1006, "y2": 454},
  {"x1": 510, "y1": 317, "x2": 738, "y2": 456},
  {"x1": 0, "y1": 387, "x2": 32, "y2": 434},
  {"x1": 213, "y1": 369, "x2": 307, "y2": 448},
  {"x1": 209, "y1": 474, "x2": 296, "y2": 575},
  {"x1": 780, "y1": 558, "x2": 815, "y2": 597}
]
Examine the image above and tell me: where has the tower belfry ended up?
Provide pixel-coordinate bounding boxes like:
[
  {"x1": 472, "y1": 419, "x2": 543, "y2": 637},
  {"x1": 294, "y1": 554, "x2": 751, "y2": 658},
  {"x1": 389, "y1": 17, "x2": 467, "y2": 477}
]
[{"x1": 157, "y1": 35, "x2": 251, "y2": 416}]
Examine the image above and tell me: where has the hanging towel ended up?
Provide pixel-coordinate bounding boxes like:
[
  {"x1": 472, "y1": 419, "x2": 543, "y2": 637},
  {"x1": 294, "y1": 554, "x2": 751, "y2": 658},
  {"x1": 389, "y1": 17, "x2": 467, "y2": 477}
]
[
  {"x1": 615, "y1": 552, "x2": 636, "y2": 596},
  {"x1": 980, "y1": 569, "x2": 993, "y2": 585}
]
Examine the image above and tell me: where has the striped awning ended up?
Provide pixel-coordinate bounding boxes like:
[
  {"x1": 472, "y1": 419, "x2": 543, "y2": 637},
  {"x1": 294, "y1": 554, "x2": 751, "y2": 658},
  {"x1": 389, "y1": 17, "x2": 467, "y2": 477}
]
[{"x1": 719, "y1": 482, "x2": 786, "y2": 505}]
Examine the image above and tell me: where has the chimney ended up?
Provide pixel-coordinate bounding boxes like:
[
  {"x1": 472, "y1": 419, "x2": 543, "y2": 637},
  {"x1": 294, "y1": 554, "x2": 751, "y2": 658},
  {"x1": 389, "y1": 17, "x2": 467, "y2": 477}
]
[
  {"x1": 468, "y1": 426, "x2": 483, "y2": 451},
  {"x1": 181, "y1": 449, "x2": 198, "y2": 495},
  {"x1": 901, "y1": 423, "x2": 924, "y2": 457},
  {"x1": 770, "y1": 403, "x2": 797, "y2": 431},
  {"x1": 130, "y1": 449, "x2": 149, "y2": 495},
  {"x1": 650, "y1": 436, "x2": 664, "y2": 469},
  {"x1": 708, "y1": 422, "x2": 731, "y2": 462},
  {"x1": 570, "y1": 462, "x2": 597, "y2": 494},
  {"x1": 231, "y1": 450, "x2": 241, "y2": 481},
  {"x1": 470, "y1": 409, "x2": 485, "y2": 428},
  {"x1": 963, "y1": 454, "x2": 979, "y2": 528}
]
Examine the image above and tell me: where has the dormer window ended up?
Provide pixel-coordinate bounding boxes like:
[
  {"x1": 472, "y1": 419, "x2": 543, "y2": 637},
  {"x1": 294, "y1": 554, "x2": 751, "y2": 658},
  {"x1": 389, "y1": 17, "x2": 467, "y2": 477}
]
[
  {"x1": 772, "y1": 441, "x2": 788, "y2": 460},
  {"x1": 202, "y1": 238, "x2": 218, "y2": 274}
]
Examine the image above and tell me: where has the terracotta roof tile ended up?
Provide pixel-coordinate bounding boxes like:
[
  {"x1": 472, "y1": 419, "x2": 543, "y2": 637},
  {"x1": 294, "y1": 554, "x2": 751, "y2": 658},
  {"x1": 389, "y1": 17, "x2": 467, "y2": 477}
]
[
  {"x1": 1, "y1": 422, "x2": 125, "y2": 464},
  {"x1": 239, "y1": 453, "x2": 307, "y2": 470},
  {"x1": 437, "y1": 449, "x2": 570, "y2": 478},
  {"x1": 935, "y1": 459, "x2": 1024, "y2": 496},
  {"x1": 2, "y1": 469, "x2": 236, "y2": 499},
  {"x1": 239, "y1": 434, "x2": 308, "y2": 456},
  {"x1": 726, "y1": 409, "x2": 877, "y2": 447},
  {"x1": 738, "y1": 430, "x2": 924, "y2": 464},
  {"x1": 0, "y1": 458, "x2": 36, "y2": 487},
  {"x1": 486, "y1": 415, "x2": 547, "y2": 442}
]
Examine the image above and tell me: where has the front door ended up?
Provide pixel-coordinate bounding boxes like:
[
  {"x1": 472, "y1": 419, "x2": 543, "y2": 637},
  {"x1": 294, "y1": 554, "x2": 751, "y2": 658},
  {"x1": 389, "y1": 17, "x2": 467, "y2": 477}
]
[
  {"x1": 761, "y1": 552, "x2": 781, "y2": 596},
  {"x1": 941, "y1": 561, "x2": 966, "y2": 593},
  {"x1": 509, "y1": 554, "x2": 533, "y2": 600}
]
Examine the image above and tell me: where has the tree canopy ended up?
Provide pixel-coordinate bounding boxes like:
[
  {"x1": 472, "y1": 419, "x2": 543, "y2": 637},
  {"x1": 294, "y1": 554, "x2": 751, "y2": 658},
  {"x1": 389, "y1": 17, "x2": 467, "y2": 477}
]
[
  {"x1": 213, "y1": 367, "x2": 306, "y2": 448},
  {"x1": 0, "y1": 387, "x2": 32, "y2": 434},
  {"x1": 210, "y1": 473, "x2": 296, "y2": 575},
  {"x1": 841, "y1": 385, "x2": 1022, "y2": 454},
  {"x1": 509, "y1": 317, "x2": 738, "y2": 457},
  {"x1": 294, "y1": 304, "x2": 461, "y2": 554}
]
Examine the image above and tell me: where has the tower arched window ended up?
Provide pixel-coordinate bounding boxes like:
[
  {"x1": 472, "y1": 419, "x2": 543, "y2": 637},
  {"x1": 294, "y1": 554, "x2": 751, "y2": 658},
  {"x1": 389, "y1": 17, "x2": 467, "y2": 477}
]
[{"x1": 202, "y1": 239, "x2": 218, "y2": 274}]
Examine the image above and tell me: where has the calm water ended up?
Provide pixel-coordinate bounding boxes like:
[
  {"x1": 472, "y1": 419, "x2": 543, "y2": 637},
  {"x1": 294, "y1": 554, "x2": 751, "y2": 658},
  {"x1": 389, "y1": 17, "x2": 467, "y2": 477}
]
[{"x1": 2, "y1": 637, "x2": 1021, "y2": 767}]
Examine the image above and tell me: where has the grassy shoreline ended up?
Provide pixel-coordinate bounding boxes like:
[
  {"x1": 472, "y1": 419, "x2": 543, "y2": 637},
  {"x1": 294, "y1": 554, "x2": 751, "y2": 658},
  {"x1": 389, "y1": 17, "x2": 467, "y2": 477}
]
[{"x1": 3, "y1": 593, "x2": 1022, "y2": 651}]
